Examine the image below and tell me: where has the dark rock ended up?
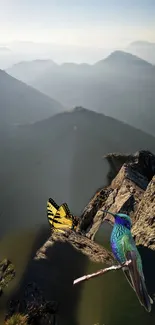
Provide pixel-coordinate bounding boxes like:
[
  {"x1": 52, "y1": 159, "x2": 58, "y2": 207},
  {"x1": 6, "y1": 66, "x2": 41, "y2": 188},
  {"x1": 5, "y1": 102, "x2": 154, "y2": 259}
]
[
  {"x1": 6, "y1": 282, "x2": 58, "y2": 325},
  {"x1": 0, "y1": 259, "x2": 15, "y2": 297}
]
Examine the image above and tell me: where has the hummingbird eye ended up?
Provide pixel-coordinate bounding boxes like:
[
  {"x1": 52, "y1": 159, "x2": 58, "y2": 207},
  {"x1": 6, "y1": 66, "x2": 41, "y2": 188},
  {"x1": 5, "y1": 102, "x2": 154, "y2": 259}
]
[{"x1": 124, "y1": 220, "x2": 131, "y2": 229}]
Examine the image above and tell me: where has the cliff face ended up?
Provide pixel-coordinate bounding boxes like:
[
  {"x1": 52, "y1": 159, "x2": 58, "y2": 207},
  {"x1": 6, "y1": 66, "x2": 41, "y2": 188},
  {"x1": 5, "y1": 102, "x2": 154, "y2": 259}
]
[
  {"x1": 132, "y1": 175, "x2": 155, "y2": 250},
  {"x1": 80, "y1": 150, "x2": 155, "y2": 245}
]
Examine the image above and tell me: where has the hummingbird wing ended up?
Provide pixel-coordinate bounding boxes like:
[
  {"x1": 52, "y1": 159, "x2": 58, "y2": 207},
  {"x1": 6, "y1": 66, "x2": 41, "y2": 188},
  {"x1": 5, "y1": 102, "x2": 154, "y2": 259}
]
[{"x1": 121, "y1": 234, "x2": 153, "y2": 312}]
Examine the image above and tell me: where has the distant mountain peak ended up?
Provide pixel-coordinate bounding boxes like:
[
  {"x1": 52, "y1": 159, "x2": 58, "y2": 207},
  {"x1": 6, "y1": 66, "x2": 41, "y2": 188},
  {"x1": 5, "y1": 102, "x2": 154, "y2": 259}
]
[
  {"x1": 0, "y1": 46, "x2": 11, "y2": 52},
  {"x1": 129, "y1": 41, "x2": 155, "y2": 47},
  {"x1": 72, "y1": 106, "x2": 87, "y2": 112},
  {"x1": 65, "y1": 106, "x2": 88, "y2": 113},
  {"x1": 96, "y1": 50, "x2": 153, "y2": 67},
  {"x1": 67, "y1": 106, "x2": 103, "y2": 115},
  {"x1": 62, "y1": 106, "x2": 107, "y2": 119},
  {"x1": 12, "y1": 59, "x2": 56, "y2": 67}
]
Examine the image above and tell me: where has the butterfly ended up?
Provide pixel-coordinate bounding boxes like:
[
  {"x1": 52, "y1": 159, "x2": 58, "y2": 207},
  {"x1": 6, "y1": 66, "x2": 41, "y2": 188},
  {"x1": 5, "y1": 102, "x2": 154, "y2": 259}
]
[{"x1": 47, "y1": 198, "x2": 78, "y2": 233}]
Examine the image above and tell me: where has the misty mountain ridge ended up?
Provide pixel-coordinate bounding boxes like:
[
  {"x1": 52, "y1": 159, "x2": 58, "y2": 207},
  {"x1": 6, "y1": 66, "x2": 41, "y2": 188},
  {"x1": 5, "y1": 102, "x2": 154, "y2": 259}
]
[
  {"x1": 6, "y1": 50, "x2": 155, "y2": 136},
  {"x1": 129, "y1": 41, "x2": 155, "y2": 47},
  {"x1": 1, "y1": 105, "x2": 155, "y2": 236},
  {"x1": 11, "y1": 59, "x2": 56, "y2": 68},
  {"x1": 7, "y1": 50, "x2": 154, "y2": 74},
  {"x1": 1, "y1": 40, "x2": 117, "y2": 69},
  {"x1": 7, "y1": 59, "x2": 57, "y2": 83},
  {"x1": 1, "y1": 39, "x2": 155, "y2": 68},
  {"x1": 6, "y1": 50, "x2": 155, "y2": 92},
  {"x1": 97, "y1": 50, "x2": 154, "y2": 68},
  {"x1": 0, "y1": 47, "x2": 11, "y2": 52},
  {"x1": 0, "y1": 69, "x2": 64, "y2": 128},
  {"x1": 6, "y1": 58, "x2": 92, "y2": 83}
]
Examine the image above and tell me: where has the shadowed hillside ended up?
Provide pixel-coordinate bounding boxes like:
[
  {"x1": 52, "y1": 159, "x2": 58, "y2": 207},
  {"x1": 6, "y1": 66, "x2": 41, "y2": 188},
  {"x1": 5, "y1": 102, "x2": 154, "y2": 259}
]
[
  {"x1": 1, "y1": 107, "x2": 155, "y2": 238},
  {"x1": 0, "y1": 69, "x2": 64, "y2": 128}
]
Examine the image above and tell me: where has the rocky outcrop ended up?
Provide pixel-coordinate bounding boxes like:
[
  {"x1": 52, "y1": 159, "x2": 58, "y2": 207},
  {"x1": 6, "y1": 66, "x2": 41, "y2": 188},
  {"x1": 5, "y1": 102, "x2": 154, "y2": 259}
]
[
  {"x1": 104, "y1": 150, "x2": 155, "y2": 184},
  {"x1": 80, "y1": 150, "x2": 155, "y2": 242},
  {"x1": 36, "y1": 231, "x2": 114, "y2": 264},
  {"x1": 0, "y1": 259, "x2": 15, "y2": 297}
]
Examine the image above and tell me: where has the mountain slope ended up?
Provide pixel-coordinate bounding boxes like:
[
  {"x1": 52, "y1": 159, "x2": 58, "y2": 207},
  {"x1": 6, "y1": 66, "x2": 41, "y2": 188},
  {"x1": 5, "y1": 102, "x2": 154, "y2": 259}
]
[
  {"x1": 7, "y1": 51, "x2": 155, "y2": 136},
  {"x1": 0, "y1": 69, "x2": 64, "y2": 128},
  {"x1": 1, "y1": 107, "x2": 155, "y2": 236}
]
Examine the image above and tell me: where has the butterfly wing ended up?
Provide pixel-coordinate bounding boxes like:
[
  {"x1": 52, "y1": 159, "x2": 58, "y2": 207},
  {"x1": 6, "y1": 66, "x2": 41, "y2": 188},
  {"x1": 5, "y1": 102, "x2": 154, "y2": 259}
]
[
  {"x1": 47, "y1": 198, "x2": 59, "y2": 226},
  {"x1": 53, "y1": 203, "x2": 74, "y2": 232},
  {"x1": 47, "y1": 199, "x2": 76, "y2": 233},
  {"x1": 48, "y1": 198, "x2": 59, "y2": 210}
]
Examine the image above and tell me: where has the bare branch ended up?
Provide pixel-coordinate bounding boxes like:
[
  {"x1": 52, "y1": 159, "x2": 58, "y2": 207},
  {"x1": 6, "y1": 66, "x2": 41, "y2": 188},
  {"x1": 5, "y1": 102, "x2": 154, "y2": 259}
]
[{"x1": 73, "y1": 259, "x2": 132, "y2": 285}]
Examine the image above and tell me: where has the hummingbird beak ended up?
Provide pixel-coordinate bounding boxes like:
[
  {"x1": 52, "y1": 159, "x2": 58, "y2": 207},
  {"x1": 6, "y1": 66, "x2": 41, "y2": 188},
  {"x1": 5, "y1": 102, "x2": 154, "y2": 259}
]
[{"x1": 102, "y1": 210, "x2": 116, "y2": 218}]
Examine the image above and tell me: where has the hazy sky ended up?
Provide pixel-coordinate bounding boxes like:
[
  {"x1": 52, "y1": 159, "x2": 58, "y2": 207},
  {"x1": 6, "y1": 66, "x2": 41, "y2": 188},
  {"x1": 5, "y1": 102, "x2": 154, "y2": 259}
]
[{"x1": 0, "y1": 0, "x2": 155, "y2": 48}]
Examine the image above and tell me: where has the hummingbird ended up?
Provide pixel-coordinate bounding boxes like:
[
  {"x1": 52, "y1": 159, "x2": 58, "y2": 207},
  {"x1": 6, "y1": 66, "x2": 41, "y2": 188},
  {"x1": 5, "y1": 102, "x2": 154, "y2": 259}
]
[{"x1": 102, "y1": 210, "x2": 153, "y2": 312}]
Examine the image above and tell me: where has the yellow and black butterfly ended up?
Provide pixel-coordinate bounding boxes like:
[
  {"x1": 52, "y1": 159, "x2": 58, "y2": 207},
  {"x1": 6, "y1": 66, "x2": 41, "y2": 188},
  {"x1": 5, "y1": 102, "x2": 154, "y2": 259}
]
[{"x1": 47, "y1": 198, "x2": 78, "y2": 233}]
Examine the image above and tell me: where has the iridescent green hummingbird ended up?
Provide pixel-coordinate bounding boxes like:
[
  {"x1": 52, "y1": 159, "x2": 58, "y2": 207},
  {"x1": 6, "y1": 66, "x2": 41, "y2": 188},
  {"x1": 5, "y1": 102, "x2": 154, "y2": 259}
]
[{"x1": 103, "y1": 210, "x2": 153, "y2": 312}]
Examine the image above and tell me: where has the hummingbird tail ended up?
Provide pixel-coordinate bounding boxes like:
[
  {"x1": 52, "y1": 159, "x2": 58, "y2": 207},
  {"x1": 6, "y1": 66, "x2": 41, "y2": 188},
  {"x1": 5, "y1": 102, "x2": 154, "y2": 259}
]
[
  {"x1": 123, "y1": 268, "x2": 153, "y2": 309},
  {"x1": 125, "y1": 251, "x2": 153, "y2": 312},
  {"x1": 139, "y1": 276, "x2": 153, "y2": 312}
]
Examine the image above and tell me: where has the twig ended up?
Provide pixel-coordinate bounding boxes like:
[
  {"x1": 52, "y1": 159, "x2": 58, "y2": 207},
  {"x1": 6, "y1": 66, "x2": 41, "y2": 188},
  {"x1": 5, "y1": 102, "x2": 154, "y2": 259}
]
[{"x1": 73, "y1": 259, "x2": 131, "y2": 285}]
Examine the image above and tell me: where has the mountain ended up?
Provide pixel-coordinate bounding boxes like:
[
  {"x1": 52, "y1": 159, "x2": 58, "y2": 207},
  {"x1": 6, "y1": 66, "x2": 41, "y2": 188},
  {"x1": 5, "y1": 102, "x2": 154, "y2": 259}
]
[
  {"x1": 0, "y1": 47, "x2": 11, "y2": 53},
  {"x1": 0, "y1": 69, "x2": 64, "y2": 129},
  {"x1": 1, "y1": 106, "x2": 155, "y2": 237},
  {"x1": 127, "y1": 41, "x2": 155, "y2": 65},
  {"x1": 4, "y1": 41, "x2": 115, "y2": 66},
  {"x1": 6, "y1": 60, "x2": 91, "y2": 87},
  {"x1": 7, "y1": 51, "x2": 155, "y2": 136},
  {"x1": 98, "y1": 50, "x2": 153, "y2": 68},
  {"x1": 6, "y1": 59, "x2": 57, "y2": 84}
]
